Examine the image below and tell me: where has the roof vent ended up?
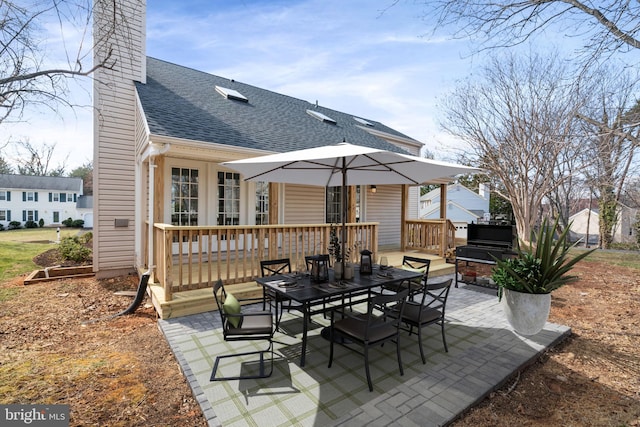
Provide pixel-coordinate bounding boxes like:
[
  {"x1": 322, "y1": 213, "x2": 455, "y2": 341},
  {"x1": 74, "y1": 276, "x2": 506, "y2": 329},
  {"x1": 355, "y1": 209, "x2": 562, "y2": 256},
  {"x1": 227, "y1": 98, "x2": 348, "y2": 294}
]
[
  {"x1": 306, "y1": 109, "x2": 337, "y2": 124},
  {"x1": 215, "y1": 85, "x2": 248, "y2": 103},
  {"x1": 353, "y1": 116, "x2": 374, "y2": 127}
]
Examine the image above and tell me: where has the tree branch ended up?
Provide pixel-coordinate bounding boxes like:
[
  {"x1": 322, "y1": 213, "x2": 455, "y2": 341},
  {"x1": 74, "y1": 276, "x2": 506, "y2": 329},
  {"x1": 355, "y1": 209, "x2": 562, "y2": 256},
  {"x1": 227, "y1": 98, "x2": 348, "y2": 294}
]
[{"x1": 559, "y1": 0, "x2": 640, "y2": 50}]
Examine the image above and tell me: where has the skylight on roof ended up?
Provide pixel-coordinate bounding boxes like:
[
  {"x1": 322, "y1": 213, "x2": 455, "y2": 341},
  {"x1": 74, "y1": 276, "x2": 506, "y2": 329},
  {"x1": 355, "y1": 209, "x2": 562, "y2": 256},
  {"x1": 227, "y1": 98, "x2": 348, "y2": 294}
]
[
  {"x1": 353, "y1": 116, "x2": 374, "y2": 127},
  {"x1": 215, "y1": 86, "x2": 249, "y2": 103},
  {"x1": 306, "y1": 109, "x2": 337, "y2": 124}
]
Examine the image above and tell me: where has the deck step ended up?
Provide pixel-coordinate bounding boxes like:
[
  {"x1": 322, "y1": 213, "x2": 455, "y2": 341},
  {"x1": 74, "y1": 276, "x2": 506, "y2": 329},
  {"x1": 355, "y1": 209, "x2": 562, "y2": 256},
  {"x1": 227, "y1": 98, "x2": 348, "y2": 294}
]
[
  {"x1": 429, "y1": 261, "x2": 455, "y2": 278},
  {"x1": 148, "y1": 281, "x2": 264, "y2": 319}
]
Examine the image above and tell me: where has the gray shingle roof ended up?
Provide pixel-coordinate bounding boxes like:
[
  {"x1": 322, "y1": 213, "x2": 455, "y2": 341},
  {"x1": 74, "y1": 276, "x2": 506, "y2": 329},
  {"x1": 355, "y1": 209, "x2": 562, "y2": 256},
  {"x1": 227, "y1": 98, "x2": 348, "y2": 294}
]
[
  {"x1": 135, "y1": 57, "x2": 419, "y2": 154},
  {"x1": 0, "y1": 174, "x2": 82, "y2": 192}
]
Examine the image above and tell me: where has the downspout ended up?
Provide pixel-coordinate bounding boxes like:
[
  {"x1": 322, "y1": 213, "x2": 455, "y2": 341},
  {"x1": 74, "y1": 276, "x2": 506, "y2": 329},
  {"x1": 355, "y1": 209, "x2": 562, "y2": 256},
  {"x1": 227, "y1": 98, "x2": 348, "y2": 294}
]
[
  {"x1": 145, "y1": 142, "x2": 170, "y2": 273},
  {"x1": 113, "y1": 142, "x2": 170, "y2": 317}
]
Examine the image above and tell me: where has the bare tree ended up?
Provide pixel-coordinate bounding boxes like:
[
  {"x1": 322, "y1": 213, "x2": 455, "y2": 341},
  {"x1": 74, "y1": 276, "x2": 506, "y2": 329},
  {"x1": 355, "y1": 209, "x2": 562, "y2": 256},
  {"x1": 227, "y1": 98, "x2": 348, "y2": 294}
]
[
  {"x1": 13, "y1": 140, "x2": 67, "y2": 176},
  {"x1": 0, "y1": 1, "x2": 125, "y2": 127},
  {"x1": 623, "y1": 177, "x2": 640, "y2": 207},
  {"x1": 429, "y1": 0, "x2": 640, "y2": 64},
  {"x1": 422, "y1": 0, "x2": 640, "y2": 245},
  {"x1": 575, "y1": 68, "x2": 640, "y2": 248},
  {"x1": 544, "y1": 145, "x2": 586, "y2": 230},
  {"x1": 439, "y1": 50, "x2": 586, "y2": 242}
]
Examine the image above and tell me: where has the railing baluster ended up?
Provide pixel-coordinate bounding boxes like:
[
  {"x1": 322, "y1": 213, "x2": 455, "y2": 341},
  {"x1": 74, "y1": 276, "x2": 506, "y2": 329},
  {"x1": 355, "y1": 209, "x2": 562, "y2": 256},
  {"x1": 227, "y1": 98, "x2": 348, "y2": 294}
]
[
  {"x1": 153, "y1": 223, "x2": 384, "y2": 296},
  {"x1": 207, "y1": 228, "x2": 213, "y2": 286}
]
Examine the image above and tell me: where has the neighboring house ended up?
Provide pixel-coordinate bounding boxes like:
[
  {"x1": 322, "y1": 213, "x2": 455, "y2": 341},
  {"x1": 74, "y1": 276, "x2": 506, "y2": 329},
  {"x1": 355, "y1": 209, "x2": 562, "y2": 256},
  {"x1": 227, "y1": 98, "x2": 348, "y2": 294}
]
[
  {"x1": 76, "y1": 195, "x2": 94, "y2": 229},
  {"x1": 568, "y1": 208, "x2": 600, "y2": 246},
  {"x1": 569, "y1": 205, "x2": 638, "y2": 246},
  {"x1": 617, "y1": 204, "x2": 639, "y2": 244},
  {"x1": 420, "y1": 183, "x2": 490, "y2": 238},
  {"x1": 0, "y1": 174, "x2": 85, "y2": 228}
]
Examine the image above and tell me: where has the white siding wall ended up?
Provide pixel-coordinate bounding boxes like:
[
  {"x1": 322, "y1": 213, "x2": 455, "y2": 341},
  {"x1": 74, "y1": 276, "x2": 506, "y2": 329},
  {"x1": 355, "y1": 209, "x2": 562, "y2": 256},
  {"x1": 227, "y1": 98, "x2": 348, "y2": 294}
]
[
  {"x1": 283, "y1": 184, "x2": 325, "y2": 224},
  {"x1": 407, "y1": 186, "x2": 419, "y2": 219},
  {"x1": 134, "y1": 94, "x2": 151, "y2": 268},
  {"x1": 616, "y1": 206, "x2": 637, "y2": 244},
  {"x1": 365, "y1": 184, "x2": 402, "y2": 246},
  {"x1": 390, "y1": 140, "x2": 421, "y2": 156},
  {"x1": 386, "y1": 140, "x2": 421, "y2": 221},
  {"x1": 93, "y1": 0, "x2": 146, "y2": 277},
  {"x1": 568, "y1": 209, "x2": 600, "y2": 246}
]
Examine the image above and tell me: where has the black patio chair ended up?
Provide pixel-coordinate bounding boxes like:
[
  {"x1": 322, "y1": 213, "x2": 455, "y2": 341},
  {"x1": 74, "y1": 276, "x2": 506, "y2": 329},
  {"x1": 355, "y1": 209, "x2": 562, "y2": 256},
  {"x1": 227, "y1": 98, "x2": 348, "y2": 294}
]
[
  {"x1": 210, "y1": 279, "x2": 274, "y2": 381},
  {"x1": 260, "y1": 258, "x2": 293, "y2": 327},
  {"x1": 394, "y1": 278, "x2": 453, "y2": 364},
  {"x1": 328, "y1": 288, "x2": 410, "y2": 391},
  {"x1": 382, "y1": 255, "x2": 431, "y2": 301}
]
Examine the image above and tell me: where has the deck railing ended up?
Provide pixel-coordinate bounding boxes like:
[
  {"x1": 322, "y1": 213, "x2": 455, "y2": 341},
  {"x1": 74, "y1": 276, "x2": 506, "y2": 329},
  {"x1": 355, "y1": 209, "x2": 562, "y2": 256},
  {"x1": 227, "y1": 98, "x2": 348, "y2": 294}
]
[
  {"x1": 149, "y1": 222, "x2": 378, "y2": 301},
  {"x1": 403, "y1": 219, "x2": 456, "y2": 257}
]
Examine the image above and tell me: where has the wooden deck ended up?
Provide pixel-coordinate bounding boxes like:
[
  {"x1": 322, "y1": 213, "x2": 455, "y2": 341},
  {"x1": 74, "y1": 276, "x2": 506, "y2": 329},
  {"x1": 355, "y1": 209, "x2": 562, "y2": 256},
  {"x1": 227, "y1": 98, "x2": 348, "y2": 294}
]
[{"x1": 147, "y1": 250, "x2": 455, "y2": 319}]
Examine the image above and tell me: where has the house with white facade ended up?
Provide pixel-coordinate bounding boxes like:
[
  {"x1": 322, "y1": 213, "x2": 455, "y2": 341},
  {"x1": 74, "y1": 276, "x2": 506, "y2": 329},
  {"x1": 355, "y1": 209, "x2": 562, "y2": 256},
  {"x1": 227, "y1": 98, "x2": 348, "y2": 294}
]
[
  {"x1": 569, "y1": 205, "x2": 638, "y2": 246},
  {"x1": 420, "y1": 183, "x2": 490, "y2": 239},
  {"x1": 0, "y1": 174, "x2": 86, "y2": 228}
]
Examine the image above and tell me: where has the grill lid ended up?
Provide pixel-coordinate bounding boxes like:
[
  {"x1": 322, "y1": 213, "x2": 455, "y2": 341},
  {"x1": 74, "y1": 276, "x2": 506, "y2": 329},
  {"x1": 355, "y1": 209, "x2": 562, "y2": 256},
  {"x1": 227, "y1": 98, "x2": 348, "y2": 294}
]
[{"x1": 467, "y1": 223, "x2": 515, "y2": 249}]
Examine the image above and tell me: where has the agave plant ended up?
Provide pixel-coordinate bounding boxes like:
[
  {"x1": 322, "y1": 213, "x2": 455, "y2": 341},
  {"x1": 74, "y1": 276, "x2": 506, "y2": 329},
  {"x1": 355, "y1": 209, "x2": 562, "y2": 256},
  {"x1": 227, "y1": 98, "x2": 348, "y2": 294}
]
[{"x1": 492, "y1": 218, "x2": 595, "y2": 299}]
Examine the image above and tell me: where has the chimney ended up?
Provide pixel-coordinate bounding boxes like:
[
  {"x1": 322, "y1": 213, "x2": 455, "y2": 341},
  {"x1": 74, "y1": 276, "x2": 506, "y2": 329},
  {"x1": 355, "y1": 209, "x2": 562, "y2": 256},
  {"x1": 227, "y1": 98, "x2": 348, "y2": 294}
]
[{"x1": 479, "y1": 183, "x2": 488, "y2": 198}]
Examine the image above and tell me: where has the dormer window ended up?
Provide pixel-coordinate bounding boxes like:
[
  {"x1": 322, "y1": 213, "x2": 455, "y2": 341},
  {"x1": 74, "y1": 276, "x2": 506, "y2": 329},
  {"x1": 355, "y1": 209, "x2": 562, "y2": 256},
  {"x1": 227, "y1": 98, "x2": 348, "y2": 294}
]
[
  {"x1": 306, "y1": 109, "x2": 337, "y2": 124},
  {"x1": 215, "y1": 86, "x2": 248, "y2": 103},
  {"x1": 353, "y1": 116, "x2": 373, "y2": 127}
]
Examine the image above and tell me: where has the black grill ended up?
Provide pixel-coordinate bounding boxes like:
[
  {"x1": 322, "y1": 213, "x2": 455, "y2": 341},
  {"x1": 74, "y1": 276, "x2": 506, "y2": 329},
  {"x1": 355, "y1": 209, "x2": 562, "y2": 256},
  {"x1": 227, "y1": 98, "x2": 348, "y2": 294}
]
[{"x1": 456, "y1": 223, "x2": 516, "y2": 262}]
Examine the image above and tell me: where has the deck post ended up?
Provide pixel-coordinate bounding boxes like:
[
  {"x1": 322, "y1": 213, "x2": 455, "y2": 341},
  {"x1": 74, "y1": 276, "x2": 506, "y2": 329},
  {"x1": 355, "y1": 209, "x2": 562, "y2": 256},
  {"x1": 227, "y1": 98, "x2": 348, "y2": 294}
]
[
  {"x1": 269, "y1": 183, "x2": 278, "y2": 225},
  {"x1": 439, "y1": 184, "x2": 447, "y2": 219},
  {"x1": 164, "y1": 228, "x2": 173, "y2": 301},
  {"x1": 401, "y1": 185, "x2": 408, "y2": 251},
  {"x1": 440, "y1": 220, "x2": 446, "y2": 258}
]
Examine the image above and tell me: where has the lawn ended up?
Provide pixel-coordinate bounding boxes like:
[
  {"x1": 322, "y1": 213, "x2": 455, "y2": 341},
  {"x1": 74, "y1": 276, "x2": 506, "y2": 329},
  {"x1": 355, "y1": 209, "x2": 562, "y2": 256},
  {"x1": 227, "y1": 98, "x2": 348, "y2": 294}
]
[
  {"x1": 0, "y1": 227, "x2": 76, "y2": 243},
  {"x1": 0, "y1": 228, "x2": 80, "y2": 281},
  {"x1": 577, "y1": 247, "x2": 640, "y2": 269}
]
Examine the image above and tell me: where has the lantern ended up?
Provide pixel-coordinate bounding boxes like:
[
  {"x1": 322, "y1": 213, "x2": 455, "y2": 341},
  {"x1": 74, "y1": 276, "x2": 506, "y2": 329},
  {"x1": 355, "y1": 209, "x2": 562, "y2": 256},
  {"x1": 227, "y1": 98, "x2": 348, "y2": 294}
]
[
  {"x1": 360, "y1": 249, "x2": 373, "y2": 275},
  {"x1": 309, "y1": 255, "x2": 329, "y2": 283}
]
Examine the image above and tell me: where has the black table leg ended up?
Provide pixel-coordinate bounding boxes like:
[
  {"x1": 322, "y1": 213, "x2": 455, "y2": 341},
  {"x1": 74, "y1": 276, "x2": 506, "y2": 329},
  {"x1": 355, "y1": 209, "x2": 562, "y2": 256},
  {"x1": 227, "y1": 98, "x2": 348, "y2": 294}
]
[{"x1": 300, "y1": 303, "x2": 310, "y2": 367}]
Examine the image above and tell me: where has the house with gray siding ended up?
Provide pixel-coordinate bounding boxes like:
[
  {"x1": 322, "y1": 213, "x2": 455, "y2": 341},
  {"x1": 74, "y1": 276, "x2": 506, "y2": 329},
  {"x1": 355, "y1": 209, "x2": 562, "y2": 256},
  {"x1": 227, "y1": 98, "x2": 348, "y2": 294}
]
[
  {"x1": 93, "y1": 1, "x2": 467, "y2": 317},
  {"x1": 93, "y1": 0, "x2": 432, "y2": 278}
]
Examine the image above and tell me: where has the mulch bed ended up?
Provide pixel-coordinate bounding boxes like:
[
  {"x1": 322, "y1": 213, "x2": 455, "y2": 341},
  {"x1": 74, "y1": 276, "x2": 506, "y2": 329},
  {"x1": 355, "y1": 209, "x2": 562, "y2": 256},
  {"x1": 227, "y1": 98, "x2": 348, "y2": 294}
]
[{"x1": 0, "y1": 247, "x2": 637, "y2": 426}]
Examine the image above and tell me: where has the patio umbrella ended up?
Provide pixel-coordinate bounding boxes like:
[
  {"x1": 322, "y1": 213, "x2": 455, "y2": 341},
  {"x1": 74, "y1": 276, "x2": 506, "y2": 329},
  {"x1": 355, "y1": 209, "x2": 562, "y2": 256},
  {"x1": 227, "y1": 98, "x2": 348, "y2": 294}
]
[{"x1": 221, "y1": 142, "x2": 482, "y2": 267}]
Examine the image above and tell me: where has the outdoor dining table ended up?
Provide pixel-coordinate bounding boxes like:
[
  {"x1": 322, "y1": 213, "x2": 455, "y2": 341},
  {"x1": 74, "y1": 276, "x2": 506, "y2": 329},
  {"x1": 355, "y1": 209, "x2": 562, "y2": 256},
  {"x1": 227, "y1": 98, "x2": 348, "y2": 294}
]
[{"x1": 255, "y1": 265, "x2": 423, "y2": 366}]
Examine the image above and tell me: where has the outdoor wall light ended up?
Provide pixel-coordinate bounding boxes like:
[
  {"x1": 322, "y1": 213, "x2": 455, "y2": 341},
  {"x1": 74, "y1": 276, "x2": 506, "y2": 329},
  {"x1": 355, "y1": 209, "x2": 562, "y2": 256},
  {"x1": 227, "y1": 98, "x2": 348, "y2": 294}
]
[{"x1": 370, "y1": 185, "x2": 377, "y2": 194}]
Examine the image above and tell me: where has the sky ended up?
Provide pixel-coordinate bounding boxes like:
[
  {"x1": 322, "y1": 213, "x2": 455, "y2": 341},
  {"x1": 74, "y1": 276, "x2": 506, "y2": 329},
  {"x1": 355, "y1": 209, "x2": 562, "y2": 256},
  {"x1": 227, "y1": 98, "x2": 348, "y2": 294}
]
[{"x1": 4, "y1": 0, "x2": 482, "y2": 172}]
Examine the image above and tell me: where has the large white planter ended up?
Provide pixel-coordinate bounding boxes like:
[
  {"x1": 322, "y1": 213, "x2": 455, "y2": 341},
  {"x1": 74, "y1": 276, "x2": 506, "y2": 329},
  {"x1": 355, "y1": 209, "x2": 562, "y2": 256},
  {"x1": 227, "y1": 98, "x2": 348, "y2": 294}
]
[{"x1": 502, "y1": 289, "x2": 551, "y2": 336}]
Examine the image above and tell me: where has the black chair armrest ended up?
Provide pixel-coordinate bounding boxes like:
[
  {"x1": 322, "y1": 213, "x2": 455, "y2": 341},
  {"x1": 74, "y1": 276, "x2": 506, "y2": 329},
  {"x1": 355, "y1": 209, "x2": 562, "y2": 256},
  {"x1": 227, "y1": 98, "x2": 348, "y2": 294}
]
[
  {"x1": 226, "y1": 310, "x2": 272, "y2": 318},
  {"x1": 237, "y1": 296, "x2": 268, "y2": 305}
]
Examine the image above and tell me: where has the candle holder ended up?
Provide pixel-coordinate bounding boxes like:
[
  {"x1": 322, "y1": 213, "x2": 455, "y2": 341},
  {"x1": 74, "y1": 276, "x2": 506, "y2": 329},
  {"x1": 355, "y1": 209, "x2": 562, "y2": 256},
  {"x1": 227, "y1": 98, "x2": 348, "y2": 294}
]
[
  {"x1": 360, "y1": 249, "x2": 373, "y2": 275},
  {"x1": 309, "y1": 255, "x2": 329, "y2": 283}
]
